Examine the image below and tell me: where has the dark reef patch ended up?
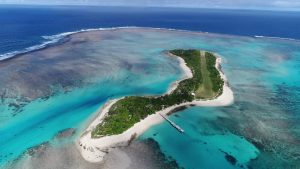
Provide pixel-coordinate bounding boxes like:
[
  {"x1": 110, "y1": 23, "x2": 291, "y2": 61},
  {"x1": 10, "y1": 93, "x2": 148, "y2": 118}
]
[
  {"x1": 167, "y1": 106, "x2": 188, "y2": 115},
  {"x1": 54, "y1": 128, "x2": 76, "y2": 139},
  {"x1": 26, "y1": 142, "x2": 50, "y2": 156},
  {"x1": 219, "y1": 149, "x2": 237, "y2": 166}
]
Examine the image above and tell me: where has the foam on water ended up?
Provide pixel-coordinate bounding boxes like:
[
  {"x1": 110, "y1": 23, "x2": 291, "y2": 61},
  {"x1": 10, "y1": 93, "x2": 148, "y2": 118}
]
[
  {"x1": 1, "y1": 26, "x2": 299, "y2": 61},
  {"x1": 0, "y1": 27, "x2": 135, "y2": 61},
  {"x1": 0, "y1": 28, "x2": 299, "y2": 168}
]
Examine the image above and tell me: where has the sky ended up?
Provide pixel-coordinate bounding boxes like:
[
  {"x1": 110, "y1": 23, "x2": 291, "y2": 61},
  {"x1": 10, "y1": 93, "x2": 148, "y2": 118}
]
[{"x1": 0, "y1": 0, "x2": 300, "y2": 11}]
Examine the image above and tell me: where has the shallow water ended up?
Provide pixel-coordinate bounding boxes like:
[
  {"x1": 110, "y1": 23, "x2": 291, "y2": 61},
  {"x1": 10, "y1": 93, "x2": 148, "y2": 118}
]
[
  {"x1": 7, "y1": 139, "x2": 180, "y2": 169},
  {"x1": 1, "y1": 28, "x2": 300, "y2": 168}
]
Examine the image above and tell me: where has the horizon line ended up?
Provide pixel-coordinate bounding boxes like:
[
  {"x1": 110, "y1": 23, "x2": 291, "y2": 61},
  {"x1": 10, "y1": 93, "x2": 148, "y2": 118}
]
[{"x1": 0, "y1": 3, "x2": 299, "y2": 12}]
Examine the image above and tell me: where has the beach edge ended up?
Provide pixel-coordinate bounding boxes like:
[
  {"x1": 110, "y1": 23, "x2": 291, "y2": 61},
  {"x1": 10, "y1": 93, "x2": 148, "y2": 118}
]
[{"x1": 77, "y1": 51, "x2": 234, "y2": 163}]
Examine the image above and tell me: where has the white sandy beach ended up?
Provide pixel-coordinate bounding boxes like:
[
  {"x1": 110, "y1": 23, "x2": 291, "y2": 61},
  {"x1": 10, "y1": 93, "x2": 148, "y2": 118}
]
[{"x1": 77, "y1": 52, "x2": 234, "y2": 163}]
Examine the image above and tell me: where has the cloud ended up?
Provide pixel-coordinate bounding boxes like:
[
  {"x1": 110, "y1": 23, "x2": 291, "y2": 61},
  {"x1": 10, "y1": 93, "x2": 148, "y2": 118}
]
[
  {"x1": 272, "y1": 0, "x2": 300, "y2": 8},
  {"x1": 0, "y1": 0, "x2": 300, "y2": 10}
]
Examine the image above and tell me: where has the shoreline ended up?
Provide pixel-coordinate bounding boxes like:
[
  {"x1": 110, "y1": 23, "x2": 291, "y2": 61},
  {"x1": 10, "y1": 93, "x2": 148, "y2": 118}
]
[
  {"x1": 77, "y1": 52, "x2": 234, "y2": 163},
  {"x1": 166, "y1": 52, "x2": 193, "y2": 94}
]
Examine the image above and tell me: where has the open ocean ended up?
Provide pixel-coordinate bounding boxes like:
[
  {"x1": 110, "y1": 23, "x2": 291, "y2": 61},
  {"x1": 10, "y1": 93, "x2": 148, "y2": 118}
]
[
  {"x1": 1, "y1": 5, "x2": 300, "y2": 59},
  {"x1": 0, "y1": 5, "x2": 300, "y2": 169}
]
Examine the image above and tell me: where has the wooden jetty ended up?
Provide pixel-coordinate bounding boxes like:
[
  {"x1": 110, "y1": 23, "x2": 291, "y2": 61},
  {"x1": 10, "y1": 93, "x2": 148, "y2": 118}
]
[{"x1": 159, "y1": 113, "x2": 184, "y2": 133}]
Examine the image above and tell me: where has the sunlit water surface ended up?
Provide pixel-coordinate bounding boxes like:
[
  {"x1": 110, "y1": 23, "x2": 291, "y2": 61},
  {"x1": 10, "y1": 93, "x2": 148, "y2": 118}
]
[{"x1": 0, "y1": 28, "x2": 299, "y2": 169}]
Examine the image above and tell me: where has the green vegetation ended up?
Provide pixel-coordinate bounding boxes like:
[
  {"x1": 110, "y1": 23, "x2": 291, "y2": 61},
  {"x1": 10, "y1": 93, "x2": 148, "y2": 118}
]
[
  {"x1": 91, "y1": 49, "x2": 224, "y2": 137},
  {"x1": 195, "y1": 51, "x2": 212, "y2": 98},
  {"x1": 205, "y1": 52, "x2": 224, "y2": 94},
  {"x1": 195, "y1": 51, "x2": 224, "y2": 98}
]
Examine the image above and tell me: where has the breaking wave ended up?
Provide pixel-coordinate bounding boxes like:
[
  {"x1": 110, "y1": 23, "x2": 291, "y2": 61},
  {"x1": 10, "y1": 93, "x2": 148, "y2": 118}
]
[{"x1": 0, "y1": 26, "x2": 298, "y2": 61}]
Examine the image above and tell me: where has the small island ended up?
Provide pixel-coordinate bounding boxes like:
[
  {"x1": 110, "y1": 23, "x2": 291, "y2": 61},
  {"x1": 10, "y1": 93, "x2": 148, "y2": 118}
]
[
  {"x1": 78, "y1": 49, "x2": 234, "y2": 163},
  {"x1": 92, "y1": 49, "x2": 223, "y2": 137}
]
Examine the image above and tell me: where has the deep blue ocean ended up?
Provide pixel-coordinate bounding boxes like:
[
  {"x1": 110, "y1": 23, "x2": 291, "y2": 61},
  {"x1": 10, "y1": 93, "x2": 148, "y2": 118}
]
[
  {"x1": 1, "y1": 5, "x2": 300, "y2": 57},
  {"x1": 0, "y1": 5, "x2": 300, "y2": 169}
]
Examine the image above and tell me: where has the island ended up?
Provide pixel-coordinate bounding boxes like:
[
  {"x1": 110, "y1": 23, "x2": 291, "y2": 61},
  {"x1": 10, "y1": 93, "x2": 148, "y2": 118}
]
[{"x1": 78, "y1": 49, "x2": 234, "y2": 163}]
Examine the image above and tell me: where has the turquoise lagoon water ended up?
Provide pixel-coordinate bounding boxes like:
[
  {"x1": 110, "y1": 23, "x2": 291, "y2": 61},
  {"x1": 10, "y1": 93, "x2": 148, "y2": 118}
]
[
  {"x1": 1, "y1": 28, "x2": 300, "y2": 168},
  {"x1": 140, "y1": 107, "x2": 259, "y2": 169}
]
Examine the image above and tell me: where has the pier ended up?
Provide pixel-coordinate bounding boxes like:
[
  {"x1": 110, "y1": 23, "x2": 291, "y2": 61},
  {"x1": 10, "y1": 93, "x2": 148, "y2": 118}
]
[{"x1": 159, "y1": 113, "x2": 184, "y2": 133}]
